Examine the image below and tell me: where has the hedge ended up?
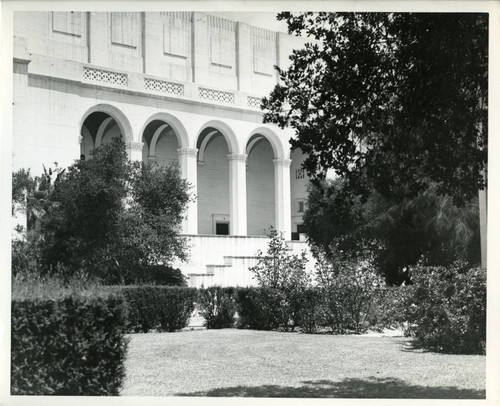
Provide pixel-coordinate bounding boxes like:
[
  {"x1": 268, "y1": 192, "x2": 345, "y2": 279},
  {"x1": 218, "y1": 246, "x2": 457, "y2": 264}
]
[
  {"x1": 197, "y1": 287, "x2": 236, "y2": 329},
  {"x1": 11, "y1": 292, "x2": 128, "y2": 395},
  {"x1": 121, "y1": 286, "x2": 197, "y2": 333}
]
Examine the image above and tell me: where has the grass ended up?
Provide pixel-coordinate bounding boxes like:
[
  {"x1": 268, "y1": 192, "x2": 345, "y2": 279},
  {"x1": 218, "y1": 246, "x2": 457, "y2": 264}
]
[{"x1": 121, "y1": 329, "x2": 486, "y2": 398}]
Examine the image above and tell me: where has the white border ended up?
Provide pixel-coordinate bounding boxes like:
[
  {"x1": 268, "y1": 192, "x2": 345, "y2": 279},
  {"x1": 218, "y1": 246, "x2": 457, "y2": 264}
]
[{"x1": 1, "y1": 2, "x2": 499, "y2": 406}]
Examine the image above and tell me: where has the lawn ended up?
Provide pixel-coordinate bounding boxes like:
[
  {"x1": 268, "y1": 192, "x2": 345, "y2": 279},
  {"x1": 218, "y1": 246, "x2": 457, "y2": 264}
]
[{"x1": 121, "y1": 329, "x2": 486, "y2": 398}]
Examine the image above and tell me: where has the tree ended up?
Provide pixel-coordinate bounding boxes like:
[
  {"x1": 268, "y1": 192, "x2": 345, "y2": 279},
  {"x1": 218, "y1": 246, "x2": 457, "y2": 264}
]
[
  {"x1": 263, "y1": 12, "x2": 487, "y2": 206},
  {"x1": 304, "y1": 179, "x2": 481, "y2": 284},
  {"x1": 36, "y1": 138, "x2": 191, "y2": 283}
]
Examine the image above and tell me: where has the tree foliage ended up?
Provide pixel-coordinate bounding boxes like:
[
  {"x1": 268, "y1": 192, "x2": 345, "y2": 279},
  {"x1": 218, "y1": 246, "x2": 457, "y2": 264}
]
[
  {"x1": 304, "y1": 179, "x2": 481, "y2": 284},
  {"x1": 14, "y1": 138, "x2": 191, "y2": 284},
  {"x1": 263, "y1": 12, "x2": 487, "y2": 206}
]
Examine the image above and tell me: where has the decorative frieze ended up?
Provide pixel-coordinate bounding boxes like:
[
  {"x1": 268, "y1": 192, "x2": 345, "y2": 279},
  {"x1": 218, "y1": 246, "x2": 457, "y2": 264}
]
[
  {"x1": 144, "y1": 78, "x2": 184, "y2": 95},
  {"x1": 83, "y1": 67, "x2": 128, "y2": 86},
  {"x1": 247, "y1": 96, "x2": 262, "y2": 109},
  {"x1": 199, "y1": 88, "x2": 234, "y2": 104}
]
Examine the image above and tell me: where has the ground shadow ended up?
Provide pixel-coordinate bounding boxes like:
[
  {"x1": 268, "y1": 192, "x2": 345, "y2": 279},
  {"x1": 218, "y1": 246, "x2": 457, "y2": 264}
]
[{"x1": 176, "y1": 377, "x2": 485, "y2": 398}]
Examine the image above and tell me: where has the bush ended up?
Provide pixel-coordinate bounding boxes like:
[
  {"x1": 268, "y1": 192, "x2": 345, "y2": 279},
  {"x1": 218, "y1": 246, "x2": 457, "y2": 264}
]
[
  {"x1": 399, "y1": 263, "x2": 486, "y2": 354},
  {"x1": 197, "y1": 287, "x2": 236, "y2": 329},
  {"x1": 249, "y1": 229, "x2": 311, "y2": 331},
  {"x1": 297, "y1": 287, "x2": 323, "y2": 334},
  {"x1": 11, "y1": 290, "x2": 128, "y2": 395},
  {"x1": 314, "y1": 246, "x2": 384, "y2": 334},
  {"x1": 234, "y1": 287, "x2": 278, "y2": 330},
  {"x1": 127, "y1": 264, "x2": 187, "y2": 286},
  {"x1": 121, "y1": 286, "x2": 196, "y2": 333}
]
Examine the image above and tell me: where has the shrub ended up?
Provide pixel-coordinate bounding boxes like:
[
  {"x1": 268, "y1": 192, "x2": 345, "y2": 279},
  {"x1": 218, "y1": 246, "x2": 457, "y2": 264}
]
[
  {"x1": 11, "y1": 290, "x2": 128, "y2": 395},
  {"x1": 249, "y1": 229, "x2": 311, "y2": 331},
  {"x1": 297, "y1": 287, "x2": 323, "y2": 334},
  {"x1": 234, "y1": 287, "x2": 278, "y2": 330},
  {"x1": 121, "y1": 286, "x2": 196, "y2": 333},
  {"x1": 127, "y1": 264, "x2": 187, "y2": 286},
  {"x1": 399, "y1": 263, "x2": 486, "y2": 354},
  {"x1": 197, "y1": 287, "x2": 236, "y2": 329},
  {"x1": 314, "y1": 246, "x2": 384, "y2": 334}
]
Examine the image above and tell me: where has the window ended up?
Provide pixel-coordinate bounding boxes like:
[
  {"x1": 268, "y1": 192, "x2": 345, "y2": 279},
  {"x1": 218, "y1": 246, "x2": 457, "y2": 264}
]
[
  {"x1": 297, "y1": 224, "x2": 306, "y2": 234},
  {"x1": 297, "y1": 200, "x2": 305, "y2": 213}
]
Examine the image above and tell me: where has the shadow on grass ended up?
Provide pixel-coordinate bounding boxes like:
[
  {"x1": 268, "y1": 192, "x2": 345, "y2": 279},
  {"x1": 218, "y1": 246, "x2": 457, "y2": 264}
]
[{"x1": 176, "y1": 377, "x2": 485, "y2": 398}]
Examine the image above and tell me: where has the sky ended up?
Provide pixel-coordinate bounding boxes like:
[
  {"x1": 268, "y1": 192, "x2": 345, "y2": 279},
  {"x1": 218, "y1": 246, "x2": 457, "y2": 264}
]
[{"x1": 209, "y1": 12, "x2": 289, "y2": 33}]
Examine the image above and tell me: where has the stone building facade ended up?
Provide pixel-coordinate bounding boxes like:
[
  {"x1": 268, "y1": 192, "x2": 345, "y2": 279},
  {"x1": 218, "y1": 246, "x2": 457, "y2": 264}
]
[{"x1": 12, "y1": 11, "x2": 315, "y2": 286}]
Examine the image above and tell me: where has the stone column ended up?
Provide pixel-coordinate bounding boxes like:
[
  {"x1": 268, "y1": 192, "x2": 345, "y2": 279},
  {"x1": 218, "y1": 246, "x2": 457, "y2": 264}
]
[
  {"x1": 273, "y1": 158, "x2": 292, "y2": 240},
  {"x1": 228, "y1": 153, "x2": 248, "y2": 236},
  {"x1": 178, "y1": 147, "x2": 198, "y2": 234},
  {"x1": 126, "y1": 141, "x2": 144, "y2": 161}
]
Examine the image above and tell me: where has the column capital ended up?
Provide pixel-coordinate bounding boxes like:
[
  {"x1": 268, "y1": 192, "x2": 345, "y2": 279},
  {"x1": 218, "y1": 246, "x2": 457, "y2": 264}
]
[
  {"x1": 177, "y1": 147, "x2": 198, "y2": 157},
  {"x1": 126, "y1": 141, "x2": 144, "y2": 151},
  {"x1": 273, "y1": 158, "x2": 292, "y2": 168},
  {"x1": 228, "y1": 153, "x2": 247, "y2": 162}
]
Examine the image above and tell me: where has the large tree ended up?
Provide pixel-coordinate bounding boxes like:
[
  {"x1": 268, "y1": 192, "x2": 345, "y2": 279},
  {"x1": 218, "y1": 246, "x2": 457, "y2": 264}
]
[
  {"x1": 304, "y1": 179, "x2": 481, "y2": 284},
  {"x1": 17, "y1": 138, "x2": 192, "y2": 284},
  {"x1": 263, "y1": 12, "x2": 488, "y2": 206}
]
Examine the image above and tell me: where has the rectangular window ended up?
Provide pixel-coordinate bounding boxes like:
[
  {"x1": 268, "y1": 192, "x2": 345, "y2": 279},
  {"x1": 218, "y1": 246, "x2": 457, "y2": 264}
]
[{"x1": 297, "y1": 200, "x2": 305, "y2": 213}]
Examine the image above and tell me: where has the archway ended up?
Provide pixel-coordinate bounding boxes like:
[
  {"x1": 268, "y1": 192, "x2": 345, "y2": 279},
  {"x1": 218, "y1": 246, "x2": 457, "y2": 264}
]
[
  {"x1": 246, "y1": 134, "x2": 276, "y2": 236},
  {"x1": 80, "y1": 112, "x2": 123, "y2": 159},
  {"x1": 196, "y1": 126, "x2": 235, "y2": 235}
]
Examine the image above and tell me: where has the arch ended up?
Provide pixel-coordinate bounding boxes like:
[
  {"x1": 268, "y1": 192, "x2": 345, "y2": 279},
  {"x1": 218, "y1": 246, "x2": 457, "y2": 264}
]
[
  {"x1": 198, "y1": 130, "x2": 218, "y2": 162},
  {"x1": 94, "y1": 117, "x2": 114, "y2": 148},
  {"x1": 245, "y1": 136, "x2": 264, "y2": 155},
  {"x1": 196, "y1": 120, "x2": 239, "y2": 154},
  {"x1": 79, "y1": 104, "x2": 133, "y2": 142},
  {"x1": 149, "y1": 124, "x2": 169, "y2": 157},
  {"x1": 246, "y1": 127, "x2": 286, "y2": 159},
  {"x1": 141, "y1": 112, "x2": 189, "y2": 149}
]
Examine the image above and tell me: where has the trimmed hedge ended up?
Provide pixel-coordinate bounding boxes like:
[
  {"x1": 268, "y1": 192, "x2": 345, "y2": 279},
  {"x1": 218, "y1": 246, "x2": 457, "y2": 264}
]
[
  {"x1": 11, "y1": 292, "x2": 128, "y2": 395},
  {"x1": 121, "y1": 286, "x2": 197, "y2": 333},
  {"x1": 197, "y1": 287, "x2": 236, "y2": 329}
]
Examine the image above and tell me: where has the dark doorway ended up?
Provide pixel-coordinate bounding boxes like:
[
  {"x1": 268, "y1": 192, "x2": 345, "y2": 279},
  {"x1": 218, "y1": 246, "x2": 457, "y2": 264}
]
[{"x1": 216, "y1": 222, "x2": 229, "y2": 235}]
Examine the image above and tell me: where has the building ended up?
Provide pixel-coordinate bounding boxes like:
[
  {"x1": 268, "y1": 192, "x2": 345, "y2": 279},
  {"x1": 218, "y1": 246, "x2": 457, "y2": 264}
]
[{"x1": 12, "y1": 11, "x2": 315, "y2": 286}]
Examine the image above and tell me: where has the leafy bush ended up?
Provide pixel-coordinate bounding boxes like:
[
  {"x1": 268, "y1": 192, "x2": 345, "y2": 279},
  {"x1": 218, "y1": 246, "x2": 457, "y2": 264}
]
[
  {"x1": 369, "y1": 286, "x2": 409, "y2": 332},
  {"x1": 121, "y1": 286, "x2": 196, "y2": 333},
  {"x1": 234, "y1": 287, "x2": 278, "y2": 330},
  {"x1": 314, "y1": 246, "x2": 384, "y2": 334},
  {"x1": 127, "y1": 264, "x2": 187, "y2": 286},
  {"x1": 249, "y1": 229, "x2": 311, "y2": 331},
  {"x1": 297, "y1": 287, "x2": 323, "y2": 334},
  {"x1": 399, "y1": 263, "x2": 486, "y2": 354},
  {"x1": 197, "y1": 287, "x2": 236, "y2": 329},
  {"x1": 11, "y1": 288, "x2": 128, "y2": 395}
]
